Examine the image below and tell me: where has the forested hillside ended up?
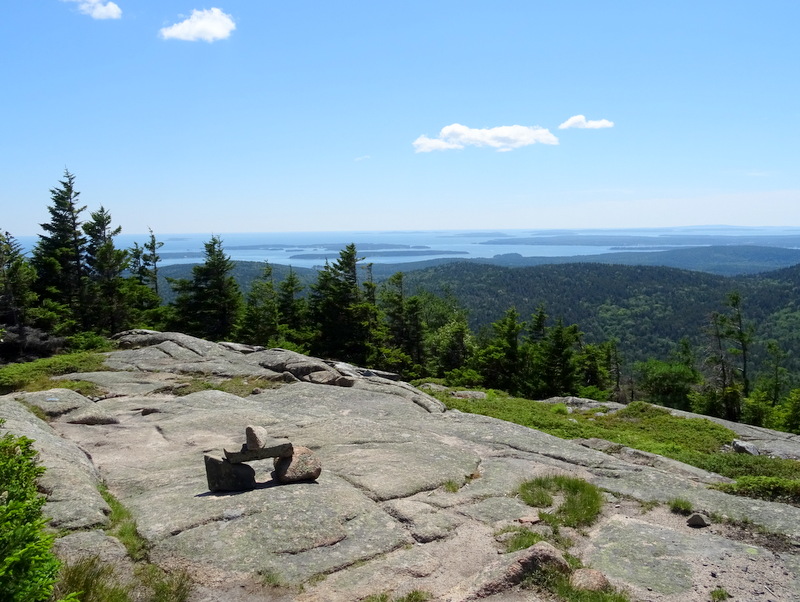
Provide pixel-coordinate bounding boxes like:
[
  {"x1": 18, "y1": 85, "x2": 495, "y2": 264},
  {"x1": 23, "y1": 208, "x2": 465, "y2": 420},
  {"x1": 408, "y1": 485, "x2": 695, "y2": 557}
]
[{"x1": 4, "y1": 171, "x2": 800, "y2": 437}]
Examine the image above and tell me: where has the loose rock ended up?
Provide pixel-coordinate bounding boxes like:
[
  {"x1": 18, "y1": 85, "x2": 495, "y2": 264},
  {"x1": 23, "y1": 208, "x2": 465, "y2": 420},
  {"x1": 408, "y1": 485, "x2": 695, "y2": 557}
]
[
  {"x1": 273, "y1": 446, "x2": 322, "y2": 483},
  {"x1": 570, "y1": 568, "x2": 610, "y2": 591}
]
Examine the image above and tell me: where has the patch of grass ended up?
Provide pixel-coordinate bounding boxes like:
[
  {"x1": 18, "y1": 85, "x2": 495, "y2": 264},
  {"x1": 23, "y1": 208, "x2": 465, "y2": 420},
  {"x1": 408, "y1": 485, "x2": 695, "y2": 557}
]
[
  {"x1": 668, "y1": 497, "x2": 693, "y2": 515},
  {"x1": 0, "y1": 352, "x2": 107, "y2": 394},
  {"x1": 172, "y1": 376, "x2": 283, "y2": 397},
  {"x1": 522, "y1": 566, "x2": 631, "y2": 602},
  {"x1": 442, "y1": 480, "x2": 460, "y2": 493},
  {"x1": 135, "y1": 565, "x2": 192, "y2": 602},
  {"x1": 518, "y1": 475, "x2": 604, "y2": 528},
  {"x1": 710, "y1": 586, "x2": 731, "y2": 601},
  {"x1": 51, "y1": 555, "x2": 131, "y2": 602},
  {"x1": 52, "y1": 556, "x2": 193, "y2": 602},
  {"x1": 98, "y1": 484, "x2": 149, "y2": 561},
  {"x1": 495, "y1": 525, "x2": 547, "y2": 553},
  {"x1": 445, "y1": 396, "x2": 800, "y2": 506},
  {"x1": 259, "y1": 569, "x2": 283, "y2": 587},
  {"x1": 712, "y1": 476, "x2": 800, "y2": 506}
]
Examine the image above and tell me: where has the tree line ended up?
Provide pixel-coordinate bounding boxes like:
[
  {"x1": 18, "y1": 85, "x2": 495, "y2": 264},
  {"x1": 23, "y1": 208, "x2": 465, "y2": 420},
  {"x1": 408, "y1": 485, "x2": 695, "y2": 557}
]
[{"x1": 2, "y1": 171, "x2": 799, "y2": 434}]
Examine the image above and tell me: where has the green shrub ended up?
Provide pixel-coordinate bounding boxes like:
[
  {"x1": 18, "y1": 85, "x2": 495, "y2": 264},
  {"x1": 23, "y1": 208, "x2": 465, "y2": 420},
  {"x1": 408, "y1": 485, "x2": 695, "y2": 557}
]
[
  {"x1": 0, "y1": 421, "x2": 61, "y2": 601},
  {"x1": 713, "y1": 476, "x2": 800, "y2": 505}
]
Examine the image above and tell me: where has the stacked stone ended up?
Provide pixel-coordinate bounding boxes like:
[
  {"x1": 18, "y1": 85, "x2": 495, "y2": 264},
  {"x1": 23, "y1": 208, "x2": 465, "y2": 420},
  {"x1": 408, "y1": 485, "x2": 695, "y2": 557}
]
[{"x1": 204, "y1": 425, "x2": 322, "y2": 492}]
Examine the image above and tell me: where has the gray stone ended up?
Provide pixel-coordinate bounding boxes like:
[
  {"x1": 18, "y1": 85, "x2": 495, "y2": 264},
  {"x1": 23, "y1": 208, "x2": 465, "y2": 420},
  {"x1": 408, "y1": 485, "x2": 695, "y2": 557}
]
[
  {"x1": 733, "y1": 439, "x2": 760, "y2": 456},
  {"x1": 204, "y1": 454, "x2": 256, "y2": 491},
  {"x1": 451, "y1": 390, "x2": 487, "y2": 399},
  {"x1": 687, "y1": 512, "x2": 712, "y2": 528},
  {"x1": 273, "y1": 446, "x2": 322, "y2": 483},
  {"x1": 570, "y1": 568, "x2": 610, "y2": 591},
  {"x1": 63, "y1": 405, "x2": 119, "y2": 425},
  {"x1": 245, "y1": 425, "x2": 269, "y2": 450},
  {"x1": 468, "y1": 541, "x2": 570, "y2": 599},
  {"x1": 52, "y1": 530, "x2": 129, "y2": 564},
  {"x1": 15, "y1": 388, "x2": 92, "y2": 417},
  {"x1": 224, "y1": 438, "x2": 293, "y2": 463}
]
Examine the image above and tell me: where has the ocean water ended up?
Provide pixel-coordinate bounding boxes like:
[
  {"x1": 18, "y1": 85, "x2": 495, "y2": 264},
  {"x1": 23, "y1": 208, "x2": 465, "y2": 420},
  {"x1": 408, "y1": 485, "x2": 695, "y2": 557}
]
[{"x1": 16, "y1": 226, "x2": 800, "y2": 269}]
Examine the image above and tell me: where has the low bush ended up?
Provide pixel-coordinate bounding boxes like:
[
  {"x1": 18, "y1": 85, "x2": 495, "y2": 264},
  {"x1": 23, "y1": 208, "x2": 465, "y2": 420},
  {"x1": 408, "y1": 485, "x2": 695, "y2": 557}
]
[
  {"x1": 0, "y1": 420, "x2": 61, "y2": 601},
  {"x1": 712, "y1": 476, "x2": 800, "y2": 506}
]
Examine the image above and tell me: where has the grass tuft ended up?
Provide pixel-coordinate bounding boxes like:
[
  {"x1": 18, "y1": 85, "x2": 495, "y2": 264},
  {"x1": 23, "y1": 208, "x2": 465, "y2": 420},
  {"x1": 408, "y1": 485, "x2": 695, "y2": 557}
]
[
  {"x1": 51, "y1": 556, "x2": 131, "y2": 602},
  {"x1": 710, "y1": 586, "x2": 731, "y2": 601},
  {"x1": 668, "y1": 497, "x2": 693, "y2": 515},
  {"x1": 495, "y1": 526, "x2": 546, "y2": 553},
  {"x1": 518, "y1": 475, "x2": 604, "y2": 528},
  {"x1": 98, "y1": 484, "x2": 149, "y2": 561}
]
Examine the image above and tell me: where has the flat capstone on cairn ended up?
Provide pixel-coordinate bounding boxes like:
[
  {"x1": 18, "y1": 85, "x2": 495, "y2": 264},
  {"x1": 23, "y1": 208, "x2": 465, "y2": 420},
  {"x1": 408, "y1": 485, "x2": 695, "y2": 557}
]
[{"x1": 204, "y1": 425, "x2": 322, "y2": 492}]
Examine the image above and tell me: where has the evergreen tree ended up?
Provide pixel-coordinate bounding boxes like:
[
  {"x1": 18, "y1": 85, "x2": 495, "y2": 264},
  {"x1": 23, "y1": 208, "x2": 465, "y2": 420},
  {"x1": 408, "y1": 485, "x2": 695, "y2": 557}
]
[
  {"x1": 82, "y1": 207, "x2": 130, "y2": 334},
  {"x1": 309, "y1": 244, "x2": 371, "y2": 362},
  {"x1": 238, "y1": 263, "x2": 279, "y2": 346},
  {"x1": 169, "y1": 236, "x2": 242, "y2": 341},
  {"x1": 0, "y1": 231, "x2": 37, "y2": 328},
  {"x1": 142, "y1": 228, "x2": 163, "y2": 296},
  {"x1": 30, "y1": 170, "x2": 88, "y2": 332},
  {"x1": 537, "y1": 319, "x2": 580, "y2": 397},
  {"x1": 474, "y1": 307, "x2": 525, "y2": 392}
]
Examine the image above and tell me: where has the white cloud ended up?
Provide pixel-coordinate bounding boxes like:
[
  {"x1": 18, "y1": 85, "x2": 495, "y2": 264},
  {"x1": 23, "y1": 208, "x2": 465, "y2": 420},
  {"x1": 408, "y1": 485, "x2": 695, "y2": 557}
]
[
  {"x1": 413, "y1": 123, "x2": 558, "y2": 153},
  {"x1": 66, "y1": 0, "x2": 122, "y2": 19},
  {"x1": 558, "y1": 115, "x2": 614, "y2": 129},
  {"x1": 159, "y1": 8, "x2": 236, "y2": 42}
]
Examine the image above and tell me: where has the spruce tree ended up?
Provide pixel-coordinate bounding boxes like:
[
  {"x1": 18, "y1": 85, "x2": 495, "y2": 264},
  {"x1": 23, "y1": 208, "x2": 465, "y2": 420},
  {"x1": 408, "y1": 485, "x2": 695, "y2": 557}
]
[
  {"x1": 0, "y1": 231, "x2": 37, "y2": 328},
  {"x1": 309, "y1": 244, "x2": 371, "y2": 363},
  {"x1": 30, "y1": 170, "x2": 88, "y2": 332},
  {"x1": 169, "y1": 236, "x2": 242, "y2": 341},
  {"x1": 238, "y1": 263, "x2": 279, "y2": 346},
  {"x1": 82, "y1": 207, "x2": 130, "y2": 334}
]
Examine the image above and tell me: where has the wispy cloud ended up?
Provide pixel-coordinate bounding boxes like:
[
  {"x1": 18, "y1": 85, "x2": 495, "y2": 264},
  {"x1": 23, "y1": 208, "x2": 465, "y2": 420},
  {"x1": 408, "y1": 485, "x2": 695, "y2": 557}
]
[
  {"x1": 65, "y1": 0, "x2": 122, "y2": 19},
  {"x1": 558, "y1": 115, "x2": 614, "y2": 129},
  {"x1": 413, "y1": 123, "x2": 558, "y2": 153},
  {"x1": 159, "y1": 8, "x2": 236, "y2": 42},
  {"x1": 354, "y1": 155, "x2": 371, "y2": 162}
]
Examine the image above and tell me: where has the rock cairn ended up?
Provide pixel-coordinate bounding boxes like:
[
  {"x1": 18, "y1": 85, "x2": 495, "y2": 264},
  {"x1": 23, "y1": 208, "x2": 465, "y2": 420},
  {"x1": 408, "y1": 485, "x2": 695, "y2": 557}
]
[{"x1": 204, "y1": 425, "x2": 322, "y2": 492}]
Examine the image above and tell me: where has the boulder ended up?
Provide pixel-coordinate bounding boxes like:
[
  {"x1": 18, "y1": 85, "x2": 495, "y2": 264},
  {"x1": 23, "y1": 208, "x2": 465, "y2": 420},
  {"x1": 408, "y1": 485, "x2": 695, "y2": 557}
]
[
  {"x1": 570, "y1": 568, "x2": 610, "y2": 591},
  {"x1": 273, "y1": 446, "x2": 322, "y2": 483},
  {"x1": 732, "y1": 439, "x2": 760, "y2": 456},
  {"x1": 204, "y1": 454, "x2": 256, "y2": 492}
]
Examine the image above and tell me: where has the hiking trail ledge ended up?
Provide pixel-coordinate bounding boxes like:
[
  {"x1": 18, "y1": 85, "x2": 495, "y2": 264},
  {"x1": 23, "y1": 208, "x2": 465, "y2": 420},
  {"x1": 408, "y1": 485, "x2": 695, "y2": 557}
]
[{"x1": 1, "y1": 330, "x2": 799, "y2": 601}]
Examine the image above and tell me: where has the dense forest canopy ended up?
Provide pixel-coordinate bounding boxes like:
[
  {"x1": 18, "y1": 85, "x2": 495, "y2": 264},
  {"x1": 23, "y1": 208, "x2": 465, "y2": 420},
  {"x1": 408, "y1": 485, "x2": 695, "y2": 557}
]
[{"x1": 3, "y1": 171, "x2": 800, "y2": 435}]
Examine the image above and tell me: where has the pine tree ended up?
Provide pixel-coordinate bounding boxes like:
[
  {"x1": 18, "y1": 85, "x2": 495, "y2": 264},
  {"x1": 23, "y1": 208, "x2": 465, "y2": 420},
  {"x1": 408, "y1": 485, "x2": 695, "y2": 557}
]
[
  {"x1": 169, "y1": 236, "x2": 242, "y2": 341},
  {"x1": 276, "y1": 267, "x2": 310, "y2": 348},
  {"x1": 238, "y1": 263, "x2": 279, "y2": 346},
  {"x1": 82, "y1": 207, "x2": 130, "y2": 334},
  {"x1": 309, "y1": 244, "x2": 372, "y2": 363},
  {"x1": 0, "y1": 231, "x2": 38, "y2": 328},
  {"x1": 30, "y1": 170, "x2": 88, "y2": 332}
]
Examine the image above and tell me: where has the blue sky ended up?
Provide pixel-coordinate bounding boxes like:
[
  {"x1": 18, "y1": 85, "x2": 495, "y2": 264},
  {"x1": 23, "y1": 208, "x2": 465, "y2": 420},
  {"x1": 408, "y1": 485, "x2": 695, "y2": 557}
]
[{"x1": 2, "y1": 1, "x2": 799, "y2": 236}]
